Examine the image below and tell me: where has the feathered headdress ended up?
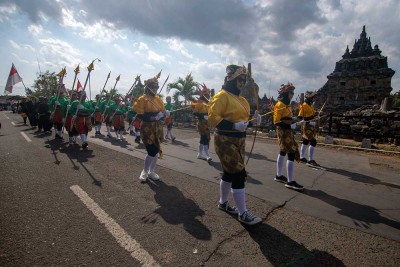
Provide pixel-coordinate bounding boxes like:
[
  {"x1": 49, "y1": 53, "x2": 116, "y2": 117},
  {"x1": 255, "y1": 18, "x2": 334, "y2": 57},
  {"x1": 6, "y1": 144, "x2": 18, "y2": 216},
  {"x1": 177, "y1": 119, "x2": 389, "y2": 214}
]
[
  {"x1": 278, "y1": 82, "x2": 295, "y2": 95},
  {"x1": 305, "y1": 91, "x2": 317, "y2": 99},
  {"x1": 226, "y1": 65, "x2": 247, "y2": 81},
  {"x1": 195, "y1": 83, "x2": 210, "y2": 96}
]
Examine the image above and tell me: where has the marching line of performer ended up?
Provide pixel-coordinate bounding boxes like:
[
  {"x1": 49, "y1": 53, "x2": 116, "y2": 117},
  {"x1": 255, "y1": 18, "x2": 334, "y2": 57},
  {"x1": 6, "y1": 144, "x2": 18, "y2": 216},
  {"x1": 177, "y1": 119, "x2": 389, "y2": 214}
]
[{"x1": 15, "y1": 63, "x2": 324, "y2": 226}]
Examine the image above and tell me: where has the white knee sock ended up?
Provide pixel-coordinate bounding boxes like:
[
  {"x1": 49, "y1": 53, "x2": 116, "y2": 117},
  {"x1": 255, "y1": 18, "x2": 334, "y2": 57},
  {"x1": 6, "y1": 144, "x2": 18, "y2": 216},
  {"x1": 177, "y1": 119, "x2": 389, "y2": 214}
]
[
  {"x1": 149, "y1": 154, "x2": 158, "y2": 173},
  {"x1": 203, "y1": 145, "x2": 210, "y2": 157},
  {"x1": 277, "y1": 154, "x2": 285, "y2": 176},
  {"x1": 80, "y1": 134, "x2": 87, "y2": 143},
  {"x1": 106, "y1": 126, "x2": 111, "y2": 134},
  {"x1": 300, "y1": 144, "x2": 306, "y2": 159},
  {"x1": 287, "y1": 160, "x2": 294, "y2": 182},
  {"x1": 309, "y1": 146, "x2": 315, "y2": 161},
  {"x1": 232, "y1": 188, "x2": 246, "y2": 215},
  {"x1": 198, "y1": 144, "x2": 204, "y2": 155},
  {"x1": 144, "y1": 155, "x2": 153, "y2": 173},
  {"x1": 219, "y1": 180, "x2": 231, "y2": 204}
]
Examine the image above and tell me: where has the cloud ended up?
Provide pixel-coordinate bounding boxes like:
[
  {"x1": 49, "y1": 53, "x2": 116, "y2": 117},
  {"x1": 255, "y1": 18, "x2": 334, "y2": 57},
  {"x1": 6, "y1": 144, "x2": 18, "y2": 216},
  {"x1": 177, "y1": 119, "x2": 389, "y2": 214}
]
[
  {"x1": 147, "y1": 50, "x2": 166, "y2": 63},
  {"x1": 166, "y1": 39, "x2": 192, "y2": 58},
  {"x1": 1, "y1": 0, "x2": 399, "y2": 97},
  {"x1": 38, "y1": 38, "x2": 81, "y2": 68}
]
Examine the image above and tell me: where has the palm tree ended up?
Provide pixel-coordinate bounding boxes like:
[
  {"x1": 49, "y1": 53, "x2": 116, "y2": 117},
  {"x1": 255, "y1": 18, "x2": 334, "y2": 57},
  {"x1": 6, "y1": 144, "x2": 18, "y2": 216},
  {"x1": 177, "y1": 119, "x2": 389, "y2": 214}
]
[{"x1": 166, "y1": 73, "x2": 198, "y2": 106}]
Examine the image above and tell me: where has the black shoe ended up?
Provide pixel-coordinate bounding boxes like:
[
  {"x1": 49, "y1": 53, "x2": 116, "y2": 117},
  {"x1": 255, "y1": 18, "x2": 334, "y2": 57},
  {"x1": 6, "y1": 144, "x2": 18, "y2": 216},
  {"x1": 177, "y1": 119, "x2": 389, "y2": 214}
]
[
  {"x1": 285, "y1": 181, "x2": 304, "y2": 191},
  {"x1": 130, "y1": 131, "x2": 135, "y2": 136},
  {"x1": 274, "y1": 175, "x2": 287, "y2": 183},
  {"x1": 82, "y1": 142, "x2": 88, "y2": 149},
  {"x1": 218, "y1": 201, "x2": 238, "y2": 215},
  {"x1": 300, "y1": 158, "x2": 308, "y2": 163},
  {"x1": 107, "y1": 134, "x2": 112, "y2": 138},
  {"x1": 238, "y1": 211, "x2": 262, "y2": 225},
  {"x1": 135, "y1": 137, "x2": 141, "y2": 144},
  {"x1": 307, "y1": 160, "x2": 320, "y2": 167}
]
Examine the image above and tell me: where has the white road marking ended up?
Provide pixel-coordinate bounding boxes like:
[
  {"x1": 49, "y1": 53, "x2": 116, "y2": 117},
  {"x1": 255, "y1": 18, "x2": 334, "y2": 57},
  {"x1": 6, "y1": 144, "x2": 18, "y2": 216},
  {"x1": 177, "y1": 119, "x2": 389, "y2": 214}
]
[
  {"x1": 4, "y1": 114, "x2": 10, "y2": 119},
  {"x1": 70, "y1": 185, "x2": 160, "y2": 267},
  {"x1": 20, "y1": 132, "x2": 32, "y2": 142},
  {"x1": 11, "y1": 122, "x2": 16, "y2": 126}
]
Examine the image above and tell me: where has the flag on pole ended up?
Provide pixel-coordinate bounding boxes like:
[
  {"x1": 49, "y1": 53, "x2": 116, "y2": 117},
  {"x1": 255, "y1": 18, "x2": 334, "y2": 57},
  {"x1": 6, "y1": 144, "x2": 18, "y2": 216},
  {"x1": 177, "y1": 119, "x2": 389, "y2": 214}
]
[
  {"x1": 4, "y1": 63, "x2": 23, "y2": 94},
  {"x1": 76, "y1": 80, "x2": 82, "y2": 91}
]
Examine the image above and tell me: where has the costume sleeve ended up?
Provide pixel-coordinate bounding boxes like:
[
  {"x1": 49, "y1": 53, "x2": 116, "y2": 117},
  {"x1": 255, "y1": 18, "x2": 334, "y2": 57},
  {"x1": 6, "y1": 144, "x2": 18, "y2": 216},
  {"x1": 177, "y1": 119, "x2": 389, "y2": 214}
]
[
  {"x1": 208, "y1": 92, "x2": 227, "y2": 128},
  {"x1": 298, "y1": 103, "x2": 304, "y2": 120}
]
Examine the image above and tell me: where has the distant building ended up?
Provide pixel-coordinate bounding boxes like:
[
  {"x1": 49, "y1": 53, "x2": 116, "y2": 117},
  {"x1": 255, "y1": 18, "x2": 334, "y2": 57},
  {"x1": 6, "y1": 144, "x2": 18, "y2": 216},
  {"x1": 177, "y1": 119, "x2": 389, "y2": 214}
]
[{"x1": 316, "y1": 26, "x2": 395, "y2": 112}]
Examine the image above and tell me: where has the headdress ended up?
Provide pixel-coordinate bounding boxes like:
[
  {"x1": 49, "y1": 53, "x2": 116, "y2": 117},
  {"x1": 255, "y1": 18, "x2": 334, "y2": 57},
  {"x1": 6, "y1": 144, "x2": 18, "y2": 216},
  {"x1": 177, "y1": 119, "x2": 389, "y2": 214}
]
[
  {"x1": 226, "y1": 65, "x2": 247, "y2": 81},
  {"x1": 278, "y1": 82, "x2": 295, "y2": 95},
  {"x1": 195, "y1": 83, "x2": 210, "y2": 97},
  {"x1": 305, "y1": 91, "x2": 317, "y2": 99},
  {"x1": 144, "y1": 77, "x2": 159, "y2": 87}
]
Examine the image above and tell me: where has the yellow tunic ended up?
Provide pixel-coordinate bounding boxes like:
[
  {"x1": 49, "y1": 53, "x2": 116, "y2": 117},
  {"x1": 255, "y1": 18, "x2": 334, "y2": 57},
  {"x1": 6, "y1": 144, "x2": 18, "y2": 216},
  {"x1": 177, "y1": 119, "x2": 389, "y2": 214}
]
[
  {"x1": 208, "y1": 89, "x2": 250, "y2": 128},
  {"x1": 298, "y1": 102, "x2": 315, "y2": 120},
  {"x1": 193, "y1": 101, "x2": 208, "y2": 114},
  {"x1": 273, "y1": 101, "x2": 293, "y2": 125},
  {"x1": 133, "y1": 94, "x2": 165, "y2": 114}
]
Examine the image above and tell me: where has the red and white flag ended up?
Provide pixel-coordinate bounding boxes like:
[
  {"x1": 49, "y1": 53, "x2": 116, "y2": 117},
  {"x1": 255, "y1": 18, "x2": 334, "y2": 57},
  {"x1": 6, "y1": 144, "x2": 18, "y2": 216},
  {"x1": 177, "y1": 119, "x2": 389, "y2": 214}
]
[
  {"x1": 76, "y1": 80, "x2": 82, "y2": 91},
  {"x1": 4, "y1": 63, "x2": 23, "y2": 94}
]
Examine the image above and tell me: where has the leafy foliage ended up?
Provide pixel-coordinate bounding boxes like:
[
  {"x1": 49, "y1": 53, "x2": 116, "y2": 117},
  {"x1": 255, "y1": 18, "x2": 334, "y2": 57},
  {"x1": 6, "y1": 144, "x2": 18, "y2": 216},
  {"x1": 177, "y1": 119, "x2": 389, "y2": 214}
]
[
  {"x1": 166, "y1": 74, "x2": 198, "y2": 106},
  {"x1": 393, "y1": 91, "x2": 400, "y2": 108},
  {"x1": 26, "y1": 70, "x2": 58, "y2": 99}
]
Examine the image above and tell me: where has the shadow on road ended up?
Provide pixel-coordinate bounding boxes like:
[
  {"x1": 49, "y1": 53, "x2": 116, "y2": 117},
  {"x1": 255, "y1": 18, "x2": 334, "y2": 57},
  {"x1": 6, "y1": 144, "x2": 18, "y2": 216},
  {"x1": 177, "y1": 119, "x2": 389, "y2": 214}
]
[
  {"x1": 326, "y1": 167, "x2": 400, "y2": 190},
  {"x1": 305, "y1": 189, "x2": 400, "y2": 230},
  {"x1": 246, "y1": 223, "x2": 345, "y2": 266},
  {"x1": 44, "y1": 138, "x2": 102, "y2": 187},
  {"x1": 143, "y1": 180, "x2": 211, "y2": 241}
]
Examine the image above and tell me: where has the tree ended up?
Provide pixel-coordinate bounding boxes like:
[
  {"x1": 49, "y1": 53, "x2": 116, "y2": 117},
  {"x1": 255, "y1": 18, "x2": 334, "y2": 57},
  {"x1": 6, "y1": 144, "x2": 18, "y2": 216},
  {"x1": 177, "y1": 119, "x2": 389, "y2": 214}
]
[
  {"x1": 393, "y1": 91, "x2": 400, "y2": 108},
  {"x1": 26, "y1": 70, "x2": 58, "y2": 99},
  {"x1": 166, "y1": 73, "x2": 198, "y2": 106}
]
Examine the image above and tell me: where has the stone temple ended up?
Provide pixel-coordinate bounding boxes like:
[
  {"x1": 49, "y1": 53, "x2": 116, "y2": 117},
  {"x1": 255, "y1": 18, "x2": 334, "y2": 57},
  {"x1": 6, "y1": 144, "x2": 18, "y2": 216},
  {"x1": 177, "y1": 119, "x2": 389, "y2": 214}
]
[{"x1": 315, "y1": 26, "x2": 395, "y2": 113}]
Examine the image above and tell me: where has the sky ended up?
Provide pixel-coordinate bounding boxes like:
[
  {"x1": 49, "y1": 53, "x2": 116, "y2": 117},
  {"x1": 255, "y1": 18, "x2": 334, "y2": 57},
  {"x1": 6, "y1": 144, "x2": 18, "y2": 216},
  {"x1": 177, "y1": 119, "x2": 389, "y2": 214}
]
[{"x1": 0, "y1": 0, "x2": 399, "y2": 101}]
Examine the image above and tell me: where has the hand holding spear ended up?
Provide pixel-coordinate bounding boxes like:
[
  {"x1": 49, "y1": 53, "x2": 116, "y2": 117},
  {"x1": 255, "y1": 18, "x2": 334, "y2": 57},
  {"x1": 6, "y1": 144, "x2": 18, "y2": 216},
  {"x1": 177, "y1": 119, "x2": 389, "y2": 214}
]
[
  {"x1": 101, "y1": 74, "x2": 120, "y2": 121},
  {"x1": 62, "y1": 64, "x2": 80, "y2": 132},
  {"x1": 72, "y1": 59, "x2": 100, "y2": 124}
]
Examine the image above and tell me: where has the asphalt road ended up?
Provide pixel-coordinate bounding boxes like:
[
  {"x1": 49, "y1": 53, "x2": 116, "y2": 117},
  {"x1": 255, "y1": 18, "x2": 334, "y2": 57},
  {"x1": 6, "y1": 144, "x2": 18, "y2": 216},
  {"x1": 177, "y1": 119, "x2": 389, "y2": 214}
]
[{"x1": 1, "y1": 111, "x2": 400, "y2": 267}]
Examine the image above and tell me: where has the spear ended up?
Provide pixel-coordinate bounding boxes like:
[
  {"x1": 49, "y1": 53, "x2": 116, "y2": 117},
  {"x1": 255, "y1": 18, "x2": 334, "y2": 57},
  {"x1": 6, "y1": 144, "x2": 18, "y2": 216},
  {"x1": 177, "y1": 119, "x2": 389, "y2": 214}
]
[
  {"x1": 157, "y1": 74, "x2": 169, "y2": 95},
  {"x1": 50, "y1": 67, "x2": 66, "y2": 119},
  {"x1": 72, "y1": 59, "x2": 100, "y2": 123},
  {"x1": 91, "y1": 71, "x2": 111, "y2": 116},
  {"x1": 62, "y1": 64, "x2": 80, "y2": 132},
  {"x1": 246, "y1": 62, "x2": 259, "y2": 165},
  {"x1": 100, "y1": 71, "x2": 111, "y2": 96},
  {"x1": 101, "y1": 74, "x2": 120, "y2": 120},
  {"x1": 126, "y1": 74, "x2": 141, "y2": 98},
  {"x1": 55, "y1": 67, "x2": 67, "y2": 101}
]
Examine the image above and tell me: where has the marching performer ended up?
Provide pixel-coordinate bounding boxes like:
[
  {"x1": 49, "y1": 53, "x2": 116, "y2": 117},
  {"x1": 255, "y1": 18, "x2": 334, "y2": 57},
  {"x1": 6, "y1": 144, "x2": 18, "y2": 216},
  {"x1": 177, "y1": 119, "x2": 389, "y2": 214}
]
[
  {"x1": 49, "y1": 88, "x2": 68, "y2": 139},
  {"x1": 109, "y1": 95, "x2": 127, "y2": 140},
  {"x1": 208, "y1": 64, "x2": 262, "y2": 225},
  {"x1": 70, "y1": 91, "x2": 93, "y2": 148},
  {"x1": 164, "y1": 96, "x2": 176, "y2": 141},
  {"x1": 92, "y1": 94, "x2": 103, "y2": 136},
  {"x1": 64, "y1": 91, "x2": 79, "y2": 144},
  {"x1": 298, "y1": 91, "x2": 320, "y2": 167},
  {"x1": 126, "y1": 95, "x2": 142, "y2": 144},
  {"x1": 126, "y1": 95, "x2": 136, "y2": 135},
  {"x1": 102, "y1": 93, "x2": 115, "y2": 138},
  {"x1": 134, "y1": 77, "x2": 168, "y2": 182},
  {"x1": 273, "y1": 82, "x2": 303, "y2": 191},
  {"x1": 192, "y1": 85, "x2": 212, "y2": 161}
]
